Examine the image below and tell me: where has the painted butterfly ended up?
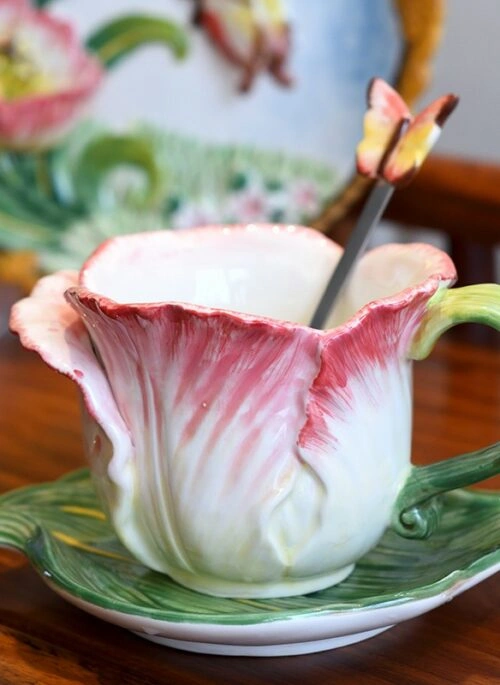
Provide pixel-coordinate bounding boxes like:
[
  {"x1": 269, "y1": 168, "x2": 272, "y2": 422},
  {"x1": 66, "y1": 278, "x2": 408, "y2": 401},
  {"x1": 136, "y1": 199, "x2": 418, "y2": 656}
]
[{"x1": 194, "y1": 0, "x2": 292, "y2": 92}]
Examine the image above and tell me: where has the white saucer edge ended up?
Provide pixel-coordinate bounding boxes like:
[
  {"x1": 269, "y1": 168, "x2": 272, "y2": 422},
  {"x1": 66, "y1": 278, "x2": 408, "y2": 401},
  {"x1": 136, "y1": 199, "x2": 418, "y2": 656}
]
[
  {"x1": 45, "y1": 561, "x2": 500, "y2": 657},
  {"x1": 138, "y1": 626, "x2": 393, "y2": 657}
]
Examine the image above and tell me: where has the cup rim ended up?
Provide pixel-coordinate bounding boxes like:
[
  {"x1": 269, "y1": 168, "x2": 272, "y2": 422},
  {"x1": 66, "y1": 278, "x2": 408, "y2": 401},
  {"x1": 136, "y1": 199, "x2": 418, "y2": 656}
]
[{"x1": 71, "y1": 224, "x2": 457, "y2": 336}]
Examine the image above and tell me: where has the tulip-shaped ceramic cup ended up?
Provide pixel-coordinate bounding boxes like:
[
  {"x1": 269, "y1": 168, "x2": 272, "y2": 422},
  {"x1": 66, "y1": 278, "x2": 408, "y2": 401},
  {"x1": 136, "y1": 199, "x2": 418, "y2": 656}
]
[{"x1": 10, "y1": 225, "x2": 500, "y2": 598}]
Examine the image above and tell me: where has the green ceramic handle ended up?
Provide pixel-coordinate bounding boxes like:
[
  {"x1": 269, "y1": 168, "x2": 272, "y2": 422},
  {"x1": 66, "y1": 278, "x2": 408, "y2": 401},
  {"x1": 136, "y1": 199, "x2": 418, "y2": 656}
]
[{"x1": 393, "y1": 284, "x2": 500, "y2": 539}]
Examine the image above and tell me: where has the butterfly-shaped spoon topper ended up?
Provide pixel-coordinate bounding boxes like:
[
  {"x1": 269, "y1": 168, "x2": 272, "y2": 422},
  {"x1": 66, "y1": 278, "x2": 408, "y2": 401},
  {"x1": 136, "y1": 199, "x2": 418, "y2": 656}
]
[
  {"x1": 356, "y1": 78, "x2": 459, "y2": 186},
  {"x1": 309, "y1": 78, "x2": 459, "y2": 330}
]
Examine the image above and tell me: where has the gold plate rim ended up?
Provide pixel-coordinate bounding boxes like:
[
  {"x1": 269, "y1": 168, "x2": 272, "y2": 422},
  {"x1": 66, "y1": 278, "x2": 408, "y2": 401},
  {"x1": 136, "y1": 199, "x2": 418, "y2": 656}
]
[{"x1": 312, "y1": 0, "x2": 445, "y2": 235}]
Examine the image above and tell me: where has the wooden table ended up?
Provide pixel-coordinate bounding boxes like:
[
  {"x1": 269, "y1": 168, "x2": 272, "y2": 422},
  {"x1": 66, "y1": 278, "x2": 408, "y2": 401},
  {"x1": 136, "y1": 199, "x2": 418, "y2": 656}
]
[{"x1": 0, "y1": 309, "x2": 499, "y2": 684}]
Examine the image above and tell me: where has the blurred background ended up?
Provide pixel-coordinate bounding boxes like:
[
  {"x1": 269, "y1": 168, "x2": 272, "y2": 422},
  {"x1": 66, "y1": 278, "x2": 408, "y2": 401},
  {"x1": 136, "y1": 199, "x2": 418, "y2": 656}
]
[
  {"x1": 375, "y1": 0, "x2": 500, "y2": 283},
  {"x1": 426, "y1": 0, "x2": 499, "y2": 162},
  {"x1": 52, "y1": 0, "x2": 500, "y2": 161},
  {"x1": 0, "y1": 0, "x2": 498, "y2": 293}
]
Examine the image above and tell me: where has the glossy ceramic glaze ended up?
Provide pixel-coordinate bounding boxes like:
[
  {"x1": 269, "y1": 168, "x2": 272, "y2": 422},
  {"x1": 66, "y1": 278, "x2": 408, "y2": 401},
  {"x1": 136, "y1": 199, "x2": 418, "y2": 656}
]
[
  {"x1": 0, "y1": 470, "x2": 498, "y2": 656},
  {"x1": 11, "y1": 224, "x2": 463, "y2": 597}
]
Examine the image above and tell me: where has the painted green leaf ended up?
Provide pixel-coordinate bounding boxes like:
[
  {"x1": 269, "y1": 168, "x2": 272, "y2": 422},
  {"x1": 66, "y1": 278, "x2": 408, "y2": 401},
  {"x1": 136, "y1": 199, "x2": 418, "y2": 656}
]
[
  {"x1": 0, "y1": 470, "x2": 498, "y2": 624},
  {"x1": 0, "y1": 151, "x2": 83, "y2": 250},
  {"x1": 0, "y1": 210, "x2": 61, "y2": 251},
  {"x1": 86, "y1": 15, "x2": 189, "y2": 70},
  {"x1": 0, "y1": 154, "x2": 79, "y2": 223}
]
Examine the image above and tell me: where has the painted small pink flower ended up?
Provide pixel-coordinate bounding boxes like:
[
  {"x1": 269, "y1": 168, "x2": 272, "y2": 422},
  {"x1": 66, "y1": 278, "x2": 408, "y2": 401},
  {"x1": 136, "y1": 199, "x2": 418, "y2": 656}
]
[
  {"x1": 290, "y1": 179, "x2": 320, "y2": 216},
  {"x1": 227, "y1": 186, "x2": 269, "y2": 222},
  {"x1": 170, "y1": 199, "x2": 219, "y2": 230},
  {"x1": 0, "y1": 0, "x2": 103, "y2": 149}
]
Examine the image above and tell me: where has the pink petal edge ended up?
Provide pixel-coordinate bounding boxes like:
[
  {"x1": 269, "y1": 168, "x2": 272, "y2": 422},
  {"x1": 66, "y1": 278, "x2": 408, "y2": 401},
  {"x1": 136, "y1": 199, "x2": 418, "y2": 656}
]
[
  {"x1": 75, "y1": 233, "x2": 457, "y2": 463},
  {"x1": 9, "y1": 271, "x2": 132, "y2": 488}
]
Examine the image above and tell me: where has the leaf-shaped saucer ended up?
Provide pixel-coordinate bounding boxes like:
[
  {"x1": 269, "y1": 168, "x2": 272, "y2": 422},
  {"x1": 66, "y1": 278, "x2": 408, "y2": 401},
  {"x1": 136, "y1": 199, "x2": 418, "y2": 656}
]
[{"x1": 0, "y1": 470, "x2": 498, "y2": 657}]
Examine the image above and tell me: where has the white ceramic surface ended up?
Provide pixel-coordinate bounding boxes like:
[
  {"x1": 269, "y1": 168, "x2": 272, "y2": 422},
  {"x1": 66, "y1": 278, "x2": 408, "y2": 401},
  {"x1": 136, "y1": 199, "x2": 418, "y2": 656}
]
[{"x1": 10, "y1": 225, "x2": 457, "y2": 598}]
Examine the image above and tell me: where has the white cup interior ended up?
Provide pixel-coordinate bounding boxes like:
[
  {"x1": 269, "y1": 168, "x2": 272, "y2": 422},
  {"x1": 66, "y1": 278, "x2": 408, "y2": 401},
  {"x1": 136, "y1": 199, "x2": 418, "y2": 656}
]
[
  {"x1": 80, "y1": 226, "x2": 453, "y2": 328},
  {"x1": 81, "y1": 225, "x2": 342, "y2": 325}
]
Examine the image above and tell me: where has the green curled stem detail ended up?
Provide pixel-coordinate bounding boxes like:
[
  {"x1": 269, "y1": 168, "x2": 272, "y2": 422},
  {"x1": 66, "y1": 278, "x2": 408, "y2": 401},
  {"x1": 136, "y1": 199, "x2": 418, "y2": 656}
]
[
  {"x1": 73, "y1": 134, "x2": 164, "y2": 212},
  {"x1": 86, "y1": 15, "x2": 189, "y2": 70},
  {"x1": 393, "y1": 443, "x2": 500, "y2": 539}
]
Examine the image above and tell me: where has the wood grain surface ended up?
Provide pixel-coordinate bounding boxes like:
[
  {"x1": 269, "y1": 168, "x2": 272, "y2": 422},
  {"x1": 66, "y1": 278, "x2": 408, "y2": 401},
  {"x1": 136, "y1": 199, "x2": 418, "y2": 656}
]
[
  {"x1": 0, "y1": 306, "x2": 499, "y2": 684},
  {"x1": 386, "y1": 155, "x2": 500, "y2": 246}
]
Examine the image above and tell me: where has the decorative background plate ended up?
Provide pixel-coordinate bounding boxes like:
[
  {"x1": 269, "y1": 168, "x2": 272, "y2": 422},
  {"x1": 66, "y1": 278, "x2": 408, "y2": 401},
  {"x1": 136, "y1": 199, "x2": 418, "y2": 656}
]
[
  {"x1": 0, "y1": 0, "x2": 444, "y2": 280},
  {"x1": 0, "y1": 470, "x2": 498, "y2": 657}
]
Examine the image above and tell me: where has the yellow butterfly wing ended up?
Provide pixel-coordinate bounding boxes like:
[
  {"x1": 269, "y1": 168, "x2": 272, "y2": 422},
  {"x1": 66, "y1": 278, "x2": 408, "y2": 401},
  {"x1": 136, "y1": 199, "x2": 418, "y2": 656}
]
[{"x1": 382, "y1": 94, "x2": 459, "y2": 186}]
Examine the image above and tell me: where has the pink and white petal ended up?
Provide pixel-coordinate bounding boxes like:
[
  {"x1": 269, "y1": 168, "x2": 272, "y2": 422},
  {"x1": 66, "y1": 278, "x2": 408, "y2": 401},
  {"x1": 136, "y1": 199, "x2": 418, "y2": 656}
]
[
  {"x1": 0, "y1": 0, "x2": 27, "y2": 38},
  {"x1": 9, "y1": 271, "x2": 132, "y2": 495},
  {"x1": 19, "y1": 3, "x2": 104, "y2": 81},
  {"x1": 294, "y1": 243, "x2": 457, "y2": 574},
  {"x1": 0, "y1": 59, "x2": 102, "y2": 148},
  {"x1": 329, "y1": 242, "x2": 457, "y2": 329},
  {"x1": 0, "y1": 3, "x2": 103, "y2": 149},
  {"x1": 16, "y1": 13, "x2": 77, "y2": 84},
  {"x1": 66, "y1": 285, "x2": 324, "y2": 586}
]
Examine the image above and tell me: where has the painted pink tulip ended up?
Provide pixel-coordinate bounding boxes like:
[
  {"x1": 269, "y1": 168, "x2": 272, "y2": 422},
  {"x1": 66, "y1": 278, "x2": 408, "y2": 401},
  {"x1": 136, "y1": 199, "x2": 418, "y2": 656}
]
[
  {"x1": 0, "y1": 0, "x2": 102, "y2": 149},
  {"x1": 10, "y1": 225, "x2": 456, "y2": 598}
]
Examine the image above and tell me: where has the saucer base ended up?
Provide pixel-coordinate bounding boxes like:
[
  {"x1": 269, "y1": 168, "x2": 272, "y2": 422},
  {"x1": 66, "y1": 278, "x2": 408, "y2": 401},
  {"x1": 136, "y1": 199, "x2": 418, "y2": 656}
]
[
  {"x1": 1, "y1": 470, "x2": 499, "y2": 659},
  {"x1": 167, "y1": 563, "x2": 355, "y2": 599},
  {"x1": 138, "y1": 626, "x2": 392, "y2": 657}
]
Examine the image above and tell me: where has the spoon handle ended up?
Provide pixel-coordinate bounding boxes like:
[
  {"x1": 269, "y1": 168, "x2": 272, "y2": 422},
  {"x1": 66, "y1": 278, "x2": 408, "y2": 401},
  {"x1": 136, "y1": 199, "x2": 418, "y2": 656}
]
[{"x1": 309, "y1": 182, "x2": 394, "y2": 330}]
